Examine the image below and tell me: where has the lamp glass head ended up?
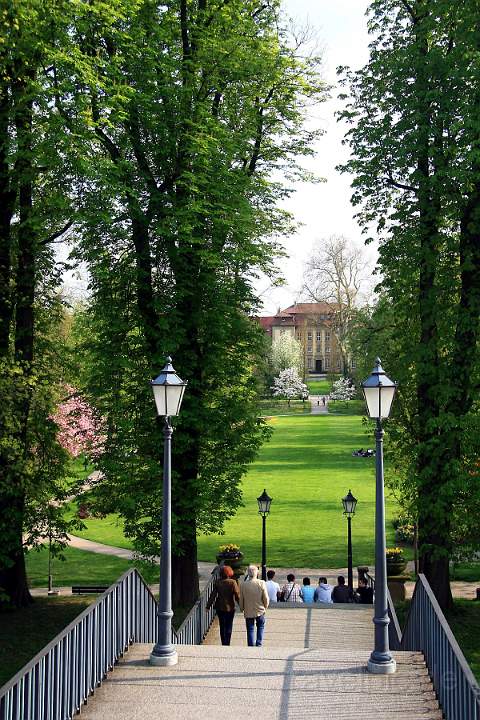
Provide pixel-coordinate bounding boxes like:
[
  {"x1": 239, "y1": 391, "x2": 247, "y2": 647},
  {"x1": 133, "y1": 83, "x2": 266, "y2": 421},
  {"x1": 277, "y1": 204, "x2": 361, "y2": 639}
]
[
  {"x1": 257, "y1": 489, "x2": 272, "y2": 515},
  {"x1": 361, "y1": 358, "x2": 397, "y2": 419},
  {"x1": 151, "y1": 357, "x2": 187, "y2": 417}
]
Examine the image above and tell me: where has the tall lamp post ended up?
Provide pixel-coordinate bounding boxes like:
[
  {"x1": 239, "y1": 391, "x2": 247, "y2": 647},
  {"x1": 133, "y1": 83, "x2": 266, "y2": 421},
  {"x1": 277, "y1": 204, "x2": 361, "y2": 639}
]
[
  {"x1": 149, "y1": 357, "x2": 187, "y2": 667},
  {"x1": 257, "y1": 489, "x2": 272, "y2": 581},
  {"x1": 342, "y1": 490, "x2": 357, "y2": 597},
  {"x1": 362, "y1": 357, "x2": 397, "y2": 675}
]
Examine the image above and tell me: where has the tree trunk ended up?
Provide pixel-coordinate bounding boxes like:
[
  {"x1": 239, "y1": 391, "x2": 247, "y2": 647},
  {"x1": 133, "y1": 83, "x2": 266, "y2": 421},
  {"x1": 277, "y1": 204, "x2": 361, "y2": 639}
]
[
  {"x1": 172, "y1": 527, "x2": 200, "y2": 609},
  {"x1": 413, "y1": 26, "x2": 453, "y2": 610},
  {"x1": 0, "y1": 84, "x2": 14, "y2": 354},
  {"x1": 0, "y1": 492, "x2": 32, "y2": 607},
  {"x1": 1, "y1": 76, "x2": 37, "y2": 608}
]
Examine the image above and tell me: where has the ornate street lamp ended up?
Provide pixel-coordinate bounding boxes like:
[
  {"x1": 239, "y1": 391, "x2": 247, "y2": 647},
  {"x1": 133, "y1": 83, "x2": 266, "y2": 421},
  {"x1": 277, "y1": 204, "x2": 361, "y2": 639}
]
[
  {"x1": 342, "y1": 490, "x2": 357, "y2": 597},
  {"x1": 149, "y1": 357, "x2": 187, "y2": 667},
  {"x1": 361, "y1": 357, "x2": 397, "y2": 675},
  {"x1": 257, "y1": 489, "x2": 272, "y2": 581}
]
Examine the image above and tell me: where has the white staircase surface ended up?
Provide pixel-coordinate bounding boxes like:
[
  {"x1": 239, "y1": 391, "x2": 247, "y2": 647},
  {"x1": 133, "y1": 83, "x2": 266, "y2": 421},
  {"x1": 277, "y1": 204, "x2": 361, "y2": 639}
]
[
  {"x1": 79, "y1": 605, "x2": 442, "y2": 719},
  {"x1": 79, "y1": 644, "x2": 442, "y2": 720}
]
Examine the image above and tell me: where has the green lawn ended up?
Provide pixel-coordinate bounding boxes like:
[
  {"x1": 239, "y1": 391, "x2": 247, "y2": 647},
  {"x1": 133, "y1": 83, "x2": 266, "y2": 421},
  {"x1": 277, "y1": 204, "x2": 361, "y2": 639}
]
[
  {"x1": 64, "y1": 413, "x2": 398, "y2": 569},
  {"x1": 306, "y1": 379, "x2": 331, "y2": 395},
  {"x1": 197, "y1": 413, "x2": 397, "y2": 567},
  {"x1": 328, "y1": 399, "x2": 366, "y2": 415},
  {"x1": 64, "y1": 504, "x2": 134, "y2": 550},
  {"x1": 258, "y1": 399, "x2": 311, "y2": 416},
  {"x1": 0, "y1": 596, "x2": 94, "y2": 687},
  {"x1": 26, "y1": 545, "x2": 156, "y2": 587},
  {"x1": 451, "y1": 562, "x2": 480, "y2": 583}
]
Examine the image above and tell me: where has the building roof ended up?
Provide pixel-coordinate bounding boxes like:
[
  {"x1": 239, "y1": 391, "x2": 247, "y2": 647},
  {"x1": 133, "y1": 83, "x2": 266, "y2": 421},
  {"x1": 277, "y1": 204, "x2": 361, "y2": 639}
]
[{"x1": 279, "y1": 302, "x2": 337, "y2": 316}]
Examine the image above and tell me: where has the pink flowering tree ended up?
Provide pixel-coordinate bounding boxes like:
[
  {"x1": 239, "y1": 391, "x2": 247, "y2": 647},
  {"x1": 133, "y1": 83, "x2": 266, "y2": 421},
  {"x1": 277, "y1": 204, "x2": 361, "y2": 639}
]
[{"x1": 52, "y1": 385, "x2": 105, "y2": 459}]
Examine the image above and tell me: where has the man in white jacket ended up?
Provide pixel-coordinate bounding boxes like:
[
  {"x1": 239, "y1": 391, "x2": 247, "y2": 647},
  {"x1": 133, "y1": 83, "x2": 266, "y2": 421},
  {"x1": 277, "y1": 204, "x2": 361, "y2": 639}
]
[{"x1": 239, "y1": 565, "x2": 269, "y2": 646}]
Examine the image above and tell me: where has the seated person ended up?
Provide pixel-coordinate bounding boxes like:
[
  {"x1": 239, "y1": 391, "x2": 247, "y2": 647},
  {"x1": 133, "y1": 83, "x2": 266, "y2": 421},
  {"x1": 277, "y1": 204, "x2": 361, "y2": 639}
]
[
  {"x1": 331, "y1": 575, "x2": 352, "y2": 603},
  {"x1": 356, "y1": 577, "x2": 374, "y2": 604},
  {"x1": 314, "y1": 577, "x2": 333, "y2": 603},
  {"x1": 280, "y1": 573, "x2": 302, "y2": 602},
  {"x1": 266, "y1": 569, "x2": 281, "y2": 603},
  {"x1": 300, "y1": 577, "x2": 315, "y2": 603}
]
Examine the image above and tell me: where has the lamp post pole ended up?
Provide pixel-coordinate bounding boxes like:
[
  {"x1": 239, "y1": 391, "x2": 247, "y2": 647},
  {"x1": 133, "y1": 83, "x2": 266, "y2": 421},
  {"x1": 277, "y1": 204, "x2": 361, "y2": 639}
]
[
  {"x1": 361, "y1": 357, "x2": 397, "y2": 674},
  {"x1": 367, "y1": 415, "x2": 395, "y2": 673},
  {"x1": 347, "y1": 514, "x2": 353, "y2": 595},
  {"x1": 261, "y1": 512, "x2": 267, "y2": 582},
  {"x1": 149, "y1": 357, "x2": 187, "y2": 668},
  {"x1": 257, "y1": 489, "x2": 272, "y2": 582},
  {"x1": 150, "y1": 417, "x2": 177, "y2": 667},
  {"x1": 342, "y1": 490, "x2": 357, "y2": 598}
]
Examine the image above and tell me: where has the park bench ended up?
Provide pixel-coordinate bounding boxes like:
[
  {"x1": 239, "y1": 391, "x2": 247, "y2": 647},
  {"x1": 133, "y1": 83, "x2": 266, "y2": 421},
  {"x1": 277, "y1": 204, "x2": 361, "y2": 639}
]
[{"x1": 72, "y1": 585, "x2": 109, "y2": 594}]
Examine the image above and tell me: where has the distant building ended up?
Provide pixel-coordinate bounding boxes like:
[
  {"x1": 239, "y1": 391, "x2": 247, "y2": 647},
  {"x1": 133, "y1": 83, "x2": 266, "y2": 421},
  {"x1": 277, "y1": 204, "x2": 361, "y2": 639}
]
[{"x1": 258, "y1": 302, "x2": 355, "y2": 375}]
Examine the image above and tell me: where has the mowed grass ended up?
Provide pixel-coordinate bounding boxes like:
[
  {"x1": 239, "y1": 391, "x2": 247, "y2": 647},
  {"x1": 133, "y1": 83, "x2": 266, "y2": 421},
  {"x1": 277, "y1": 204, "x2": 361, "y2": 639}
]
[
  {"x1": 25, "y1": 546, "x2": 156, "y2": 587},
  {"x1": 258, "y1": 399, "x2": 311, "y2": 416},
  {"x1": 306, "y1": 379, "x2": 331, "y2": 395},
  {"x1": 197, "y1": 414, "x2": 398, "y2": 568}
]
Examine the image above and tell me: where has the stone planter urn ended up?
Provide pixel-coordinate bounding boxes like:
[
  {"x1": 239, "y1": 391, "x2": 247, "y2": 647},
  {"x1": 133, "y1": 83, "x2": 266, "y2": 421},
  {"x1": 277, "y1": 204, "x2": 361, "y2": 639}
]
[
  {"x1": 386, "y1": 559, "x2": 407, "y2": 576},
  {"x1": 216, "y1": 546, "x2": 245, "y2": 581},
  {"x1": 386, "y1": 548, "x2": 407, "y2": 577}
]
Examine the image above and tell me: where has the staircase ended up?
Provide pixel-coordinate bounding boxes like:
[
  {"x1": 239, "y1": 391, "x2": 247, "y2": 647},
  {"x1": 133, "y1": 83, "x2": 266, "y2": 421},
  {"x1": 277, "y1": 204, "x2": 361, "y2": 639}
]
[{"x1": 79, "y1": 604, "x2": 443, "y2": 720}]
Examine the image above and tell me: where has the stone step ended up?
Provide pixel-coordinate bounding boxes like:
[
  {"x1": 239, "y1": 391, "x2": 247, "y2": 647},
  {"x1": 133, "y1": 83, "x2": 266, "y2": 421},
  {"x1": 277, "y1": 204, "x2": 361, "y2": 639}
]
[
  {"x1": 79, "y1": 644, "x2": 443, "y2": 720},
  {"x1": 203, "y1": 606, "x2": 375, "y2": 650}
]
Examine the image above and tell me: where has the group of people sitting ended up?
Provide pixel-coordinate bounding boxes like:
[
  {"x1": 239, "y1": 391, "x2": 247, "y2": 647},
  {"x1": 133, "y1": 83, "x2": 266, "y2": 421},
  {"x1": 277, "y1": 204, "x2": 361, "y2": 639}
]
[
  {"x1": 206, "y1": 564, "x2": 373, "y2": 648},
  {"x1": 265, "y1": 571, "x2": 373, "y2": 605}
]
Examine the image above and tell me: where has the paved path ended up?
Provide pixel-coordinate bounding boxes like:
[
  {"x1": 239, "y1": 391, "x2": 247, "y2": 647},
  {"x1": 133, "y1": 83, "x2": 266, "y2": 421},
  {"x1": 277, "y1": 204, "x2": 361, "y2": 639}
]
[{"x1": 309, "y1": 394, "x2": 329, "y2": 414}]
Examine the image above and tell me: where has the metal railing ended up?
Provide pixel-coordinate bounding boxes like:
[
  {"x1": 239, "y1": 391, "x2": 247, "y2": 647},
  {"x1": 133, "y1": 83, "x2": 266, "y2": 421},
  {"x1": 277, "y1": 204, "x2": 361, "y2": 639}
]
[
  {"x1": 0, "y1": 569, "x2": 157, "y2": 720},
  {"x1": 402, "y1": 574, "x2": 480, "y2": 720},
  {"x1": 173, "y1": 567, "x2": 219, "y2": 644},
  {"x1": 364, "y1": 571, "x2": 402, "y2": 650}
]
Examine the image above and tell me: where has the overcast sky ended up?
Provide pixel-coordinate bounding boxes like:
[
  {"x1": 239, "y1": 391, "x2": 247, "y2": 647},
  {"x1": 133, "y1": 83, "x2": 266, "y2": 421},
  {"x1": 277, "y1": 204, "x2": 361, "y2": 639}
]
[{"x1": 257, "y1": 0, "x2": 372, "y2": 315}]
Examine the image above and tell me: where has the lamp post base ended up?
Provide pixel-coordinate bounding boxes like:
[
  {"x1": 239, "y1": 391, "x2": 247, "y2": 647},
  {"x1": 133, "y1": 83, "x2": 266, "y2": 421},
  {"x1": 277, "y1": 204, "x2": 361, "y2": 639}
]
[
  {"x1": 367, "y1": 657, "x2": 396, "y2": 675},
  {"x1": 149, "y1": 645, "x2": 178, "y2": 667}
]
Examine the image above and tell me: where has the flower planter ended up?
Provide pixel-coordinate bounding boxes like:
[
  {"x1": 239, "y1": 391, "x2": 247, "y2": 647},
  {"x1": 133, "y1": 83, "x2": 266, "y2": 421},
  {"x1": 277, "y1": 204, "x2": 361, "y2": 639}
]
[
  {"x1": 216, "y1": 552, "x2": 245, "y2": 581},
  {"x1": 386, "y1": 560, "x2": 407, "y2": 576}
]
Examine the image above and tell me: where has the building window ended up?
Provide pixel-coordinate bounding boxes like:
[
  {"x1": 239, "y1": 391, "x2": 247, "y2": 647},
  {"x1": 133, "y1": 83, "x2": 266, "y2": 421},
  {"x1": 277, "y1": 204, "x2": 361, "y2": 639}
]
[
  {"x1": 325, "y1": 357, "x2": 330, "y2": 369},
  {"x1": 316, "y1": 331, "x2": 321, "y2": 342},
  {"x1": 336, "y1": 358, "x2": 341, "y2": 368},
  {"x1": 325, "y1": 345, "x2": 330, "y2": 353},
  {"x1": 325, "y1": 331, "x2": 330, "y2": 342},
  {"x1": 307, "y1": 357, "x2": 313, "y2": 369},
  {"x1": 307, "y1": 331, "x2": 313, "y2": 340},
  {"x1": 296, "y1": 333, "x2": 301, "y2": 341},
  {"x1": 307, "y1": 344, "x2": 313, "y2": 353}
]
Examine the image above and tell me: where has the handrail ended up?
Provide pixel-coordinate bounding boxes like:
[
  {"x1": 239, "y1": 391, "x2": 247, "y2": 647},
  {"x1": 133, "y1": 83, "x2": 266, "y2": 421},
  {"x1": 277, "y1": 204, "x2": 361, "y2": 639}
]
[
  {"x1": 0, "y1": 569, "x2": 157, "y2": 720},
  {"x1": 173, "y1": 567, "x2": 220, "y2": 644},
  {"x1": 365, "y1": 571, "x2": 402, "y2": 650},
  {"x1": 402, "y1": 574, "x2": 480, "y2": 720}
]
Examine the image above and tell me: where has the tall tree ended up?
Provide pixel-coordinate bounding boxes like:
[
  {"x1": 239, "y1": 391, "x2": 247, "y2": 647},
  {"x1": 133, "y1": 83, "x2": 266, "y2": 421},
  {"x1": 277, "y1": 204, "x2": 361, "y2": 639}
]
[
  {"x1": 339, "y1": 0, "x2": 480, "y2": 609},
  {"x1": 66, "y1": 0, "x2": 326, "y2": 606},
  {"x1": 0, "y1": 0, "x2": 77, "y2": 606},
  {"x1": 303, "y1": 235, "x2": 368, "y2": 375}
]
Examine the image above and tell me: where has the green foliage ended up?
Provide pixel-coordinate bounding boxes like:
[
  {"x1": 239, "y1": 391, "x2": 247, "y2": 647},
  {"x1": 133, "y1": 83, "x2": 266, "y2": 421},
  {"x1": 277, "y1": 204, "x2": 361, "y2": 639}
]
[
  {"x1": 60, "y1": 0, "x2": 327, "y2": 606},
  {"x1": 338, "y1": 0, "x2": 480, "y2": 606}
]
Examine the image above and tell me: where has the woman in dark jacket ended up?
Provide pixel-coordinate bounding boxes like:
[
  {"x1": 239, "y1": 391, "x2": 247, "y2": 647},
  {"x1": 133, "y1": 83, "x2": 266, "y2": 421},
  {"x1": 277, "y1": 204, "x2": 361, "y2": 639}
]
[{"x1": 206, "y1": 565, "x2": 240, "y2": 645}]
